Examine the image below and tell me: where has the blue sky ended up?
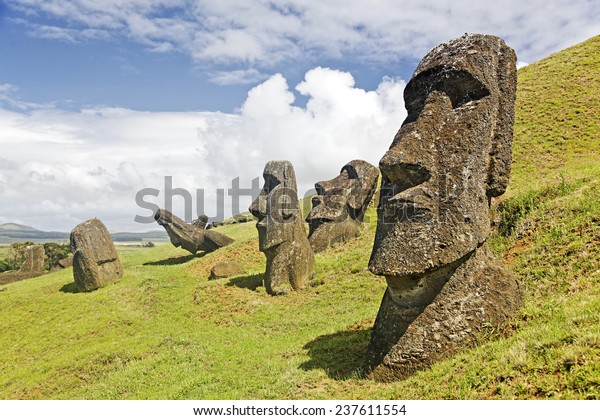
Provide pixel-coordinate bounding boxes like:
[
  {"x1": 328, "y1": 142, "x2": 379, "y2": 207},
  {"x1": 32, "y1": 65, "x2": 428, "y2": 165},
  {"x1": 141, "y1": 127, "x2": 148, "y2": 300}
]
[{"x1": 0, "y1": 0, "x2": 598, "y2": 232}]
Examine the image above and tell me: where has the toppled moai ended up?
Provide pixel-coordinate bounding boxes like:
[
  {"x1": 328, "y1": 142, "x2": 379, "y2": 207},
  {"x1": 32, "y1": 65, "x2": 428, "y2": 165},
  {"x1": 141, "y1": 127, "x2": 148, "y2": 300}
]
[
  {"x1": 19, "y1": 244, "x2": 45, "y2": 273},
  {"x1": 249, "y1": 160, "x2": 315, "y2": 295},
  {"x1": 366, "y1": 34, "x2": 523, "y2": 381},
  {"x1": 306, "y1": 159, "x2": 379, "y2": 252},
  {"x1": 154, "y1": 209, "x2": 234, "y2": 254},
  {"x1": 71, "y1": 218, "x2": 123, "y2": 292}
]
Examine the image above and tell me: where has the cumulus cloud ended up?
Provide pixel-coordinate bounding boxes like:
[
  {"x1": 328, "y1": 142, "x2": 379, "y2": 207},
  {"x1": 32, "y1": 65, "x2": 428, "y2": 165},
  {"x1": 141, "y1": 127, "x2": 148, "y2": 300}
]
[
  {"x1": 5, "y1": 0, "x2": 600, "y2": 71},
  {"x1": 0, "y1": 68, "x2": 406, "y2": 231}
]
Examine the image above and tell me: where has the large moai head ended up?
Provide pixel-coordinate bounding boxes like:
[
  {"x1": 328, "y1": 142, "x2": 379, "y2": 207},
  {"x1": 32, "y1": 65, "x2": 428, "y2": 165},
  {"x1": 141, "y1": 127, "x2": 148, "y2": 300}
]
[
  {"x1": 249, "y1": 160, "x2": 303, "y2": 251},
  {"x1": 369, "y1": 34, "x2": 517, "y2": 277},
  {"x1": 365, "y1": 34, "x2": 520, "y2": 381},
  {"x1": 306, "y1": 159, "x2": 379, "y2": 252}
]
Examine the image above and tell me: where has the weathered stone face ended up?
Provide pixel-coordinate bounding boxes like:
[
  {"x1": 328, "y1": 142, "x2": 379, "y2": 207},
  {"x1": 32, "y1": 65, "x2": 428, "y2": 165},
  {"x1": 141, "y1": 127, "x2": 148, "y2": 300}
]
[
  {"x1": 154, "y1": 209, "x2": 234, "y2": 254},
  {"x1": 369, "y1": 34, "x2": 517, "y2": 277},
  {"x1": 366, "y1": 34, "x2": 522, "y2": 381},
  {"x1": 19, "y1": 245, "x2": 45, "y2": 273},
  {"x1": 70, "y1": 218, "x2": 123, "y2": 292},
  {"x1": 306, "y1": 160, "x2": 379, "y2": 252},
  {"x1": 249, "y1": 160, "x2": 315, "y2": 295}
]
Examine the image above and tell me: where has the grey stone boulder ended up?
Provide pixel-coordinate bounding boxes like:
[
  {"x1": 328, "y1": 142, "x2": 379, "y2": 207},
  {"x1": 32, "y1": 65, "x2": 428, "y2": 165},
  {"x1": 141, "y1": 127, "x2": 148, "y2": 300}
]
[
  {"x1": 71, "y1": 218, "x2": 123, "y2": 292},
  {"x1": 209, "y1": 260, "x2": 245, "y2": 280},
  {"x1": 19, "y1": 245, "x2": 45, "y2": 273}
]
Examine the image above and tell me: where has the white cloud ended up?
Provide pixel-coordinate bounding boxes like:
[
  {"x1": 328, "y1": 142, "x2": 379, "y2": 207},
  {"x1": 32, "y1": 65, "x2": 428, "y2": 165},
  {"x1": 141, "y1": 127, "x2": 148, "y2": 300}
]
[
  {"x1": 5, "y1": 0, "x2": 600, "y2": 70},
  {"x1": 208, "y1": 69, "x2": 269, "y2": 86},
  {"x1": 0, "y1": 68, "x2": 407, "y2": 232}
]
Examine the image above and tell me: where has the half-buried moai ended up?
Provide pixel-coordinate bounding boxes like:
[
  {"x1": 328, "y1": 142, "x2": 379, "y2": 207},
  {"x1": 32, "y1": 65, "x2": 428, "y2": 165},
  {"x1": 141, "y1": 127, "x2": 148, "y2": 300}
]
[
  {"x1": 154, "y1": 209, "x2": 234, "y2": 254},
  {"x1": 71, "y1": 218, "x2": 123, "y2": 292},
  {"x1": 19, "y1": 244, "x2": 45, "y2": 273},
  {"x1": 249, "y1": 161, "x2": 315, "y2": 295},
  {"x1": 366, "y1": 34, "x2": 523, "y2": 381},
  {"x1": 306, "y1": 160, "x2": 379, "y2": 252}
]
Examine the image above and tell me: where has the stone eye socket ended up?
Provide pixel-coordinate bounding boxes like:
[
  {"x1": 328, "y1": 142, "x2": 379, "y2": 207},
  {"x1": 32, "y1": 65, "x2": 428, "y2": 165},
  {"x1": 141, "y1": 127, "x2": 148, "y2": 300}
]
[
  {"x1": 264, "y1": 174, "x2": 281, "y2": 192},
  {"x1": 404, "y1": 68, "x2": 490, "y2": 123},
  {"x1": 340, "y1": 166, "x2": 359, "y2": 180}
]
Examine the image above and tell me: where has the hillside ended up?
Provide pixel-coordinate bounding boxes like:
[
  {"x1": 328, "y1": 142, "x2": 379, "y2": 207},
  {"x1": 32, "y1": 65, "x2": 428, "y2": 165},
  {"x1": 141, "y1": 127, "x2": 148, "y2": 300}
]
[
  {"x1": 0, "y1": 223, "x2": 168, "y2": 243},
  {"x1": 0, "y1": 36, "x2": 598, "y2": 400},
  {"x1": 0, "y1": 223, "x2": 40, "y2": 232}
]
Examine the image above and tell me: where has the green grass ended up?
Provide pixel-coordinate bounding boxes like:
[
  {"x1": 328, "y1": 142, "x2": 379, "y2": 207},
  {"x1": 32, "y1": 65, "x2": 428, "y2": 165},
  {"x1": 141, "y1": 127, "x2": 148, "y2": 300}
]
[{"x1": 0, "y1": 36, "x2": 599, "y2": 400}]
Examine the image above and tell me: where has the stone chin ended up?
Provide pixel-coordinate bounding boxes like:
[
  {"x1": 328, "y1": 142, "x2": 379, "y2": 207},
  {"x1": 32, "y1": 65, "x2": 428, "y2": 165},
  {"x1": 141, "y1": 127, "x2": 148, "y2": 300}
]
[
  {"x1": 307, "y1": 217, "x2": 361, "y2": 253},
  {"x1": 256, "y1": 219, "x2": 296, "y2": 252},
  {"x1": 368, "y1": 212, "x2": 483, "y2": 278}
]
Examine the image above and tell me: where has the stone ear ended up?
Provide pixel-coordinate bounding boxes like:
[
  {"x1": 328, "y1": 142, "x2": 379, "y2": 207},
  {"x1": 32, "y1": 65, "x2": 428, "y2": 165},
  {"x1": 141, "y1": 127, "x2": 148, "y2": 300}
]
[
  {"x1": 347, "y1": 185, "x2": 370, "y2": 214},
  {"x1": 487, "y1": 41, "x2": 517, "y2": 198},
  {"x1": 283, "y1": 192, "x2": 299, "y2": 221}
]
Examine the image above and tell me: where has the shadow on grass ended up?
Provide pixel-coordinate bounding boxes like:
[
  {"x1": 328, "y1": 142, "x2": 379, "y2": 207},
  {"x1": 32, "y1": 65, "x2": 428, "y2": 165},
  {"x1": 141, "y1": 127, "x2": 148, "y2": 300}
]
[
  {"x1": 300, "y1": 327, "x2": 372, "y2": 380},
  {"x1": 143, "y1": 252, "x2": 206, "y2": 266},
  {"x1": 227, "y1": 273, "x2": 264, "y2": 291},
  {"x1": 59, "y1": 282, "x2": 80, "y2": 294}
]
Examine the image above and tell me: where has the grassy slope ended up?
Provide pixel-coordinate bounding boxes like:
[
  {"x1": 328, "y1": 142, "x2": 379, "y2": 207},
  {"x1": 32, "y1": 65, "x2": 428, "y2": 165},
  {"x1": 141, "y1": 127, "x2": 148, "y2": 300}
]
[{"x1": 0, "y1": 36, "x2": 599, "y2": 400}]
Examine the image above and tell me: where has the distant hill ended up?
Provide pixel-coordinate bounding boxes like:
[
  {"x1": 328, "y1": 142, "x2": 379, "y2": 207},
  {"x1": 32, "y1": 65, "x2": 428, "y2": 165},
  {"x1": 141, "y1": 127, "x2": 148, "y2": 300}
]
[
  {"x1": 0, "y1": 223, "x2": 168, "y2": 243},
  {"x1": 0, "y1": 223, "x2": 41, "y2": 232}
]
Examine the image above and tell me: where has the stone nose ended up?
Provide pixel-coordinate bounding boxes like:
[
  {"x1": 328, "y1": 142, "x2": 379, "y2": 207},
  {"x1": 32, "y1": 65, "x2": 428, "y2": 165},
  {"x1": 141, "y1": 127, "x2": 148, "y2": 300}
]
[
  {"x1": 379, "y1": 151, "x2": 431, "y2": 193},
  {"x1": 314, "y1": 178, "x2": 336, "y2": 196},
  {"x1": 249, "y1": 191, "x2": 268, "y2": 219}
]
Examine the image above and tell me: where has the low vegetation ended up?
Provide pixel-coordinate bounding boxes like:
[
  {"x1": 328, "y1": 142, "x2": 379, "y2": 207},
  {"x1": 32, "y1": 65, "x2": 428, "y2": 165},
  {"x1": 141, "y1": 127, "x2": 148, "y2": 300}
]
[{"x1": 0, "y1": 36, "x2": 598, "y2": 399}]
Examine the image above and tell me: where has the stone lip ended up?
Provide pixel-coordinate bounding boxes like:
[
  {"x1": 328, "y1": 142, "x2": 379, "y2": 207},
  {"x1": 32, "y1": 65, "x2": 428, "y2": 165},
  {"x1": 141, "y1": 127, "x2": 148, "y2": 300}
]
[
  {"x1": 70, "y1": 218, "x2": 123, "y2": 293},
  {"x1": 366, "y1": 244, "x2": 523, "y2": 382},
  {"x1": 154, "y1": 208, "x2": 234, "y2": 254}
]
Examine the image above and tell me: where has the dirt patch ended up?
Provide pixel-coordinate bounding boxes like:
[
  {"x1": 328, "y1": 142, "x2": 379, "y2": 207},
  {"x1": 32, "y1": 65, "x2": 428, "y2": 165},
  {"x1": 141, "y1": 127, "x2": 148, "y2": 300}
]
[{"x1": 187, "y1": 241, "x2": 264, "y2": 279}]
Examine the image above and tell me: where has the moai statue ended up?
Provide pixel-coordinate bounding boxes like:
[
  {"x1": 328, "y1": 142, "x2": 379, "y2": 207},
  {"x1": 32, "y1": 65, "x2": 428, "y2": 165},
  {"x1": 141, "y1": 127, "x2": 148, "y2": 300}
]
[
  {"x1": 366, "y1": 34, "x2": 523, "y2": 381},
  {"x1": 71, "y1": 218, "x2": 123, "y2": 292},
  {"x1": 155, "y1": 209, "x2": 234, "y2": 254},
  {"x1": 249, "y1": 160, "x2": 315, "y2": 295},
  {"x1": 19, "y1": 245, "x2": 45, "y2": 273},
  {"x1": 306, "y1": 159, "x2": 379, "y2": 252}
]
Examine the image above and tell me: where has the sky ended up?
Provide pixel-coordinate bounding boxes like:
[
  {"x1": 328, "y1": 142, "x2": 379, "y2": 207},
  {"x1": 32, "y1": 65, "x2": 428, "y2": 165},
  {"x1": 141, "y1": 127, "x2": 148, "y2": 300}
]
[{"x1": 0, "y1": 0, "x2": 598, "y2": 232}]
